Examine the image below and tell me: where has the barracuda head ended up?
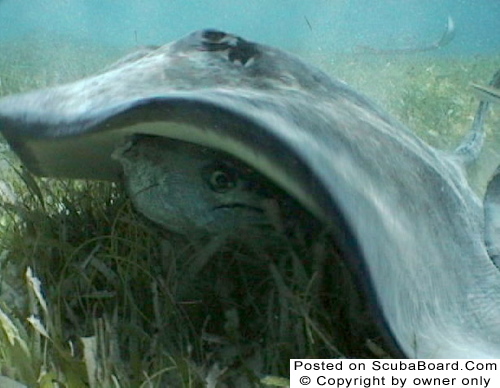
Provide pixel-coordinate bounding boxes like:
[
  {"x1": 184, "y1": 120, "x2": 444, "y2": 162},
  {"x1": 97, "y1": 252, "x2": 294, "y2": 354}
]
[{"x1": 113, "y1": 135, "x2": 275, "y2": 235}]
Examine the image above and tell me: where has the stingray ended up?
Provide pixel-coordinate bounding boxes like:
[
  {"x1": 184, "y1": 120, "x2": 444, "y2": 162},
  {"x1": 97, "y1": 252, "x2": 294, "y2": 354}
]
[{"x1": 0, "y1": 29, "x2": 499, "y2": 358}]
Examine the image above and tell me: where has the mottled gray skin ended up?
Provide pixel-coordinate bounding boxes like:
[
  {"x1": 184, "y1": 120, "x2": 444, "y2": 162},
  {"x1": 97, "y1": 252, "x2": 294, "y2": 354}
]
[
  {"x1": 2, "y1": 29, "x2": 500, "y2": 358},
  {"x1": 113, "y1": 136, "x2": 273, "y2": 235}
]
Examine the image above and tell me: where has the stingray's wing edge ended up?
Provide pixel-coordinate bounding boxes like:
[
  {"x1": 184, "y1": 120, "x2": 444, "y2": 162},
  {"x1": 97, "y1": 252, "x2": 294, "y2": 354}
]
[{"x1": 0, "y1": 94, "x2": 406, "y2": 358}]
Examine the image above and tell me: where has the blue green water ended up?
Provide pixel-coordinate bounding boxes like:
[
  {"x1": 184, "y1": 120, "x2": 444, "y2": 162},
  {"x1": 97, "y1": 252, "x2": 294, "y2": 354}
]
[{"x1": 0, "y1": 0, "x2": 498, "y2": 55}]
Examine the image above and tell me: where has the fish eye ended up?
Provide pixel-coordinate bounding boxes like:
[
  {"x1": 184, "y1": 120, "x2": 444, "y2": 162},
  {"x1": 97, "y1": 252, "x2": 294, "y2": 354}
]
[{"x1": 204, "y1": 162, "x2": 239, "y2": 193}]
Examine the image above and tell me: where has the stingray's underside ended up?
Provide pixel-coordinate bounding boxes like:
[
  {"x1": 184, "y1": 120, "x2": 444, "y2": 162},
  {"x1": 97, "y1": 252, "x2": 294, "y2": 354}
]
[{"x1": 1, "y1": 29, "x2": 500, "y2": 358}]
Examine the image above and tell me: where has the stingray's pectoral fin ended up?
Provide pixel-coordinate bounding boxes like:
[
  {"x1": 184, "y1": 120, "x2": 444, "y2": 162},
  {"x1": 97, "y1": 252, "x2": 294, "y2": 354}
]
[
  {"x1": 484, "y1": 166, "x2": 500, "y2": 268},
  {"x1": 454, "y1": 69, "x2": 500, "y2": 165},
  {"x1": 482, "y1": 72, "x2": 500, "y2": 266}
]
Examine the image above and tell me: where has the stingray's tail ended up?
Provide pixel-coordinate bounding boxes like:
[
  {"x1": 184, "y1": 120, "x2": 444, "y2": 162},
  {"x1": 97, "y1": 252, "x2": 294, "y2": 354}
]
[
  {"x1": 355, "y1": 16, "x2": 455, "y2": 55},
  {"x1": 454, "y1": 69, "x2": 500, "y2": 165}
]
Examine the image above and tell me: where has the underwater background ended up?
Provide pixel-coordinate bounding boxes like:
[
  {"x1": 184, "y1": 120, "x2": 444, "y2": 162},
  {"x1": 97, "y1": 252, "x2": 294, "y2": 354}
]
[{"x1": 0, "y1": 0, "x2": 499, "y2": 54}]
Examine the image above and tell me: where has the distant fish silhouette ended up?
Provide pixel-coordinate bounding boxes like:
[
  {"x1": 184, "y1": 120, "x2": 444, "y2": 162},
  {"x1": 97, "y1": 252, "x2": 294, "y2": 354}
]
[
  {"x1": 304, "y1": 16, "x2": 313, "y2": 32},
  {"x1": 357, "y1": 16, "x2": 455, "y2": 54}
]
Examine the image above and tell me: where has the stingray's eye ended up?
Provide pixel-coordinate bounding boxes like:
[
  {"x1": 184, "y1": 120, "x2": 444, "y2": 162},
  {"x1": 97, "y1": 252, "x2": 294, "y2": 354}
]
[{"x1": 203, "y1": 162, "x2": 239, "y2": 193}]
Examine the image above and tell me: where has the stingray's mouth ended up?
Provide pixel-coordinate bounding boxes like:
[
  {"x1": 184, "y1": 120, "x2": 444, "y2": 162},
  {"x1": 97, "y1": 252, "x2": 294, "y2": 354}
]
[{"x1": 213, "y1": 203, "x2": 264, "y2": 213}]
